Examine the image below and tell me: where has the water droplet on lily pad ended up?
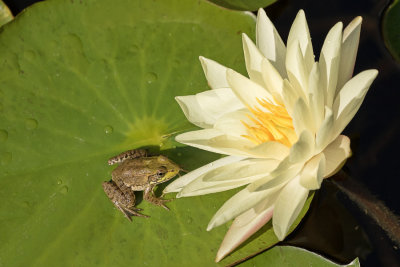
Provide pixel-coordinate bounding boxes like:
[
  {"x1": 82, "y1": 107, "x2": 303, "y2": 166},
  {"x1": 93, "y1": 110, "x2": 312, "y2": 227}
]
[
  {"x1": 104, "y1": 125, "x2": 113, "y2": 134},
  {"x1": 146, "y1": 72, "x2": 158, "y2": 84},
  {"x1": 0, "y1": 129, "x2": 8, "y2": 142},
  {"x1": 0, "y1": 152, "x2": 12, "y2": 165},
  {"x1": 25, "y1": 118, "x2": 38, "y2": 130},
  {"x1": 60, "y1": 186, "x2": 69, "y2": 194}
]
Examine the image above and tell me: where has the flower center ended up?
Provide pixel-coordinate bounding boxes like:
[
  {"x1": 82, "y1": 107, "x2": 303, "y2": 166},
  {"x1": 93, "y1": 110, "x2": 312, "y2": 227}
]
[{"x1": 241, "y1": 98, "x2": 297, "y2": 147}]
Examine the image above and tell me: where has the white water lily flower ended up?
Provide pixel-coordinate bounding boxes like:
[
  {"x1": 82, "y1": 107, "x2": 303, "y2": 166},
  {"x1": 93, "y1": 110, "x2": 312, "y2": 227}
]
[{"x1": 164, "y1": 9, "x2": 378, "y2": 262}]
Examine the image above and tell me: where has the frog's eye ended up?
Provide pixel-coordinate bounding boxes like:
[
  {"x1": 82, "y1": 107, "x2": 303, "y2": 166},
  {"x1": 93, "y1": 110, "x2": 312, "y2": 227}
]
[{"x1": 156, "y1": 166, "x2": 167, "y2": 177}]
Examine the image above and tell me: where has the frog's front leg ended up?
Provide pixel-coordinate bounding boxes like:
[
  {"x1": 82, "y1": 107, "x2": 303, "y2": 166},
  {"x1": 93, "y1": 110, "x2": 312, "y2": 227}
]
[
  {"x1": 102, "y1": 181, "x2": 149, "y2": 220},
  {"x1": 107, "y1": 149, "x2": 147, "y2": 165},
  {"x1": 143, "y1": 184, "x2": 172, "y2": 210}
]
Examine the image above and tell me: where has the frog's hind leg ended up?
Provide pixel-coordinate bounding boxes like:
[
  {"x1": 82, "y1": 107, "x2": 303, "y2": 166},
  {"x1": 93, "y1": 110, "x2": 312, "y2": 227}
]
[
  {"x1": 107, "y1": 149, "x2": 147, "y2": 165},
  {"x1": 102, "y1": 181, "x2": 149, "y2": 220},
  {"x1": 143, "y1": 184, "x2": 172, "y2": 211}
]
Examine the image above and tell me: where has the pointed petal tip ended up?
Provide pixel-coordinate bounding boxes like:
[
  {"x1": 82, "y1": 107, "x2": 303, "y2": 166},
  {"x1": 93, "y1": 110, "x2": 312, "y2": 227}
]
[
  {"x1": 273, "y1": 224, "x2": 286, "y2": 241},
  {"x1": 257, "y1": 7, "x2": 267, "y2": 18},
  {"x1": 297, "y1": 9, "x2": 305, "y2": 17},
  {"x1": 332, "y1": 21, "x2": 343, "y2": 32},
  {"x1": 371, "y1": 69, "x2": 379, "y2": 76},
  {"x1": 215, "y1": 252, "x2": 224, "y2": 262}
]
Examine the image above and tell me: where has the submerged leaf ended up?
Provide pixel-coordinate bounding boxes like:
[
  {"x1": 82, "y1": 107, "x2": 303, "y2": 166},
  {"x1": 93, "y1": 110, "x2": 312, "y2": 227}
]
[{"x1": 382, "y1": 0, "x2": 400, "y2": 62}]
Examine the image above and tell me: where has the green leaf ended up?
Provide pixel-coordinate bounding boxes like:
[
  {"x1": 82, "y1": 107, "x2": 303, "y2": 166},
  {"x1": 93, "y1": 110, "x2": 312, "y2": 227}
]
[
  {"x1": 0, "y1": 0, "x2": 13, "y2": 27},
  {"x1": 0, "y1": 0, "x2": 314, "y2": 266},
  {"x1": 207, "y1": 0, "x2": 277, "y2": 11},
  {"x1": 242, "y1": 246, "x2": 360, "y2": 267},
  {"x1": 383, "y1": 0, "x2": 400, "y2": 61}
]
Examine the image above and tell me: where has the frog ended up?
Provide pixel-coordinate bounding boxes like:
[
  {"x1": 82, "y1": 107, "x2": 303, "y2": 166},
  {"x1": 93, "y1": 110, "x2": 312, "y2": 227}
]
[{"x1": 102, "y1": 149, "x2": 181, "y2": 221}]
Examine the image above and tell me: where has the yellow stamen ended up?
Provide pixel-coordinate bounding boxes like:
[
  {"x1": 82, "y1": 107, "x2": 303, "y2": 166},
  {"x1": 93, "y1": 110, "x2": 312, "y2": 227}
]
[{"x1": 241, "y1": 98, "x2": 297, "y2": 147}]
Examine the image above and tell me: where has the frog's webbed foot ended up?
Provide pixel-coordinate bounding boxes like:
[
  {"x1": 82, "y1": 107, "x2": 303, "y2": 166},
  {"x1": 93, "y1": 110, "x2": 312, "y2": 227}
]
[
  {"x1": 119, "y1": 206, "x2": 149, "y2": 220},
  {"x1": 144, "y1": 186, "x2": 173, "y2": 211},
  {"x1": 108, "y1": 149, "x2": 147, "y2": 165}
]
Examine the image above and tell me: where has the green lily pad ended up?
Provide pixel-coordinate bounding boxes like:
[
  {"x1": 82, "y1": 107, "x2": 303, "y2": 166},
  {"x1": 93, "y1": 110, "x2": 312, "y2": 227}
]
[
  {"x1": 207, "y1": 0, "x2": 277, "y2": 11},
  {"x1": 242, "y1": 246, "x2": 360, "y2": 267},
  {"x1": 383, "y1": 0, "x2": 400, "y2": 61},
  {"x1": 0, "y1": 0, "x2": 314, "y2": 266},
  {"x1": 0, "y1": 0, "x2": 13, "y2": 27}
]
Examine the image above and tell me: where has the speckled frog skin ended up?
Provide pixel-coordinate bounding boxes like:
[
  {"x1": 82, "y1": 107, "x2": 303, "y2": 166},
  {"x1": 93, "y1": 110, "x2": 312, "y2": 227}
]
[{"x1": 102, "y1": 149, "x2": 180, "y2": 220}]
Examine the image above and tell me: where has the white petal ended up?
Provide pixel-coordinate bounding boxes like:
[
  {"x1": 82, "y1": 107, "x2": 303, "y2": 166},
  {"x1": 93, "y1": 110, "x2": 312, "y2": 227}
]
[
  {"x1": 215, "y1": 199, "x2": 275, "y2": 262},
  {"x1": 260, "y1": 58, "x2": 284, "y2": 103},
  {"x1": 163, "y1": 155, "x2": 244, "y2": 193},
  {"x1": 176, "y1": 129, "x2": 289, "y2": 159},
  {"x1": 337, "y1": 17, "x2": 362, "y2": 90},
  {"x1": 207, "y1": 183, "x2": 285, "y2": 231},
  {"x1": 213, "y1": 109, "x2": 252, "y2": 138},
  {"x1": 273, "y1": 175, "x2": 309, "y2": 240},
  {"x1": 178, "y1": 158, "x2": 280, "y2": 197},
  {"x1": 248, "y1": 157, "x2": 303, "y2": 191},
  {"x1": 286, "y1": 40, "x2": 308, "y2": 99},
  {"x1": 289, "y1": 130, "x2": 314, "y2": 164},
  {"x1": 287, "y1": 10, "x2": 314, "y2": 74},
  {"x1": 242, "y1": 33, "x2": 265, "y2": 86},
  {"x1": 292, "y1": 97, "x2": 315, "y2": 136},
  {"x1": 176, "y1": 128, "x2": 253, "y2": 156},
  {"x1": 175, "y1": 95, "x2": 213, "y2": 128},
  {"x1": 319, "y1": 22, "x2": 343, "y2": 108},
  {"x1": 308, "y1": 62, "x2": 325, "y2": 131},
  {"x1": 249, "y1": 141, "x2": 290, "y2": 160},
  {"x1": 196, "y1": 88, "x2": 245, "y2": 122},
  {"x1": 175, "y1": 88, "x2": 244, "y2": 128},
  {"x1": 315, "y1": 106, "x2": 334, "y2": 152},
  {"x1": 299, "y1": 153, "x2": 326, "y2": 190},
  {"x1": 281, "y1": 79, "x2": 301, "y2": 117},
  {"x1": 333, "y1": 69, "x2": 378, "y2": 136},
  {"x1": 199, "y1": 56, "x2": 229, "y2": 89},
  {"x1": 226, "y1": 69, "x2": 276, "y2": 108},
  {"x1": 322, "y1": 135, "x2": 351, "y2": 178},
  {"x1": 256, "y1": 8, "x2": 287, "y2": 78}
]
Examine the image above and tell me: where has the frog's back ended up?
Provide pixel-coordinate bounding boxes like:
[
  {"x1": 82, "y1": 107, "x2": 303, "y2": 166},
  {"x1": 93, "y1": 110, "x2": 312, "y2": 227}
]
[{"x1": 111, "y1": 158, "x2": 152, "y2": 190}]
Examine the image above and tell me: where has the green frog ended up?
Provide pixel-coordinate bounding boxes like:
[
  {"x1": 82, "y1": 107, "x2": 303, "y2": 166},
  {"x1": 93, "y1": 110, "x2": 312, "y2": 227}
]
[{"x1": 102, "y1": 149, "x2": 181, "y2": 220}]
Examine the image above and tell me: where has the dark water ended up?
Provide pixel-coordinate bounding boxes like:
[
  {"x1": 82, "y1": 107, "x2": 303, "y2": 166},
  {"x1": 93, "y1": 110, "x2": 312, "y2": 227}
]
[{"x1": 5, "y1": 0, "x2": 400, "y2": 266}]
